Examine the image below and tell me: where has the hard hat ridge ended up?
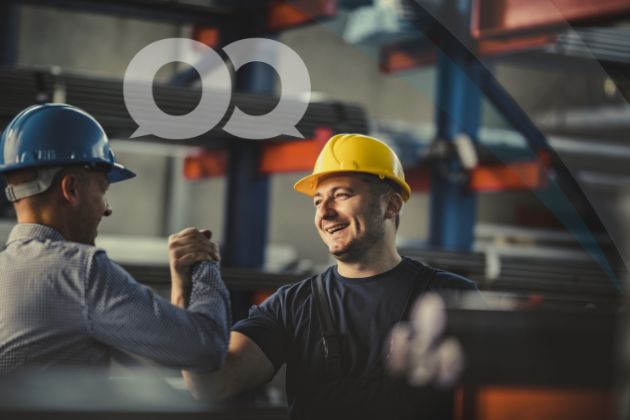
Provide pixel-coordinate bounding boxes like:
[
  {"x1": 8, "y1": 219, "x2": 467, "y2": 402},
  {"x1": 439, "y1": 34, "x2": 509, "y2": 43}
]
[
  {"x1": 0, "y1": 103, "x2": 135, "y2": 183},
  {"x1": 294, "y1": 133, "x2": 411, "y2": 201}
]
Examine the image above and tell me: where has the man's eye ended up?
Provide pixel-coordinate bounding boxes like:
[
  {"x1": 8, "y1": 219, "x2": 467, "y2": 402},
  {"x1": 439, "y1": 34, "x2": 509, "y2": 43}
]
[
  {"x1": 335, "y1": 193, "x2": 350, "y2": 199},
  {"x1": 314, "y1": 200, "x2": 321, "y2": 207}
]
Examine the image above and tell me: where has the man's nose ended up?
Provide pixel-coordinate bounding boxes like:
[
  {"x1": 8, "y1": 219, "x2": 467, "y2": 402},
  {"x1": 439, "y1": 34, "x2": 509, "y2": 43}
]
[
  {"x1": 318, "y1": 199, "x2": 337, "y2": 219},
  {"x1": 104, "y1": 200, "x2": 113, "y2": 217}
]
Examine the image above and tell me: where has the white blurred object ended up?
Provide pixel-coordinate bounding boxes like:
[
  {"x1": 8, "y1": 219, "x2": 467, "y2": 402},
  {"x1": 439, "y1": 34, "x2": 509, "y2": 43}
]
[
  {"x1": 387, "y1": 323, "x2": 412, "y2": 375},
  {"x1": 343, "y1": 0, "x2": 410, "y2": 45},
  {"x1": 484, "y1": 245, "x2": 501, "y2": 282},
  {"x1": 386, "y1": 293, "x2": 465, "y2": 388},
  {"x1": 411, "y1": 293, "x2": 447, "y2": 345},
  {"x1": 434, "y1": 338, "x2": 465, "y2": 389},
  {"x1": 454, "y1": 133, "x2": 478, "y2": 170}
]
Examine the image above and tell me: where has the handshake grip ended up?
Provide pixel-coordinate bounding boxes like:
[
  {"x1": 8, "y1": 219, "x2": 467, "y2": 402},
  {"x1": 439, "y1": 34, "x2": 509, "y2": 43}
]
[
  {"x1": 168, "y1": 228, "x2": 221, "y2": 310},
  {"x1": 168, "y1": 228, "x2": 221, "y2": 276}
]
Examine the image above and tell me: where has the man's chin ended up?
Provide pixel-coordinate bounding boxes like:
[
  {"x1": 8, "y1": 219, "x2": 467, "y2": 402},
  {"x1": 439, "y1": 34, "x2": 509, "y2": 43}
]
[{"x1": 330, "y1": 246, "x2": 358, "y2": 263}]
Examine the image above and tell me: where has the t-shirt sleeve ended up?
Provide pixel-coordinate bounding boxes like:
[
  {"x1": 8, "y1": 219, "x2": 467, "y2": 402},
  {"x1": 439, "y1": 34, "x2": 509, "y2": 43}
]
[
  {"x1": 432, "y1": 270, "x2": 479, "y2": 291},
  {"x1": 232, "y1": 285, "x2": 293, "y2": 372}
]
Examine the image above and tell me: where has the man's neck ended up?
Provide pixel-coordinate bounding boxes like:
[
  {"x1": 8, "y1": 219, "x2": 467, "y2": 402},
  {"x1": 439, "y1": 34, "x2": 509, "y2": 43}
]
[
  {"x1": 16, "y1": 208, "x2": 70, "y2": 241},
  {"x1": 336, "y1": 244, "x2": 402, "y2": 278}
]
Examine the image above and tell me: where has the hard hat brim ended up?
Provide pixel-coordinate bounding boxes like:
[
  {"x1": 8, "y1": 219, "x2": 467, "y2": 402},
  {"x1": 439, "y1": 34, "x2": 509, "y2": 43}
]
[
  {"x1": 107, "y1": 163, "x2": 136, "y2": 183},
  {"x1": 294, "y1": 170, "x2": 411, "y2": 201}
]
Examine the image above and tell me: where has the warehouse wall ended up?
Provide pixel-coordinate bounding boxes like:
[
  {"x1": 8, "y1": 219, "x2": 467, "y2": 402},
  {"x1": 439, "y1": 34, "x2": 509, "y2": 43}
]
[
  {"x1": 16, "y1": 5, "x2": 182, "y2": 238},
  {"x1": 13, "y1": 4, "x2": 612, "y2": 268},
  {"x1": 13, "y1": 5, "x2": 437, "y2": 266},
  {"x1": 17, "y1": 6, "x2": 183, "y2": 79}
]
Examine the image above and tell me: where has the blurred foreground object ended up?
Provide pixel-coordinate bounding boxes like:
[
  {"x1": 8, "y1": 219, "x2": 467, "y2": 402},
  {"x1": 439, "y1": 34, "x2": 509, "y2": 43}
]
[
  {"x1": 0, "y1": 368, "x2": 288, "y2": 420},
  {"x1": 389, "y1": 290, "x2": 618, "y2": 420},
  {"x1": 388, "y1": 293, "x2": 465, "y2": 388}
]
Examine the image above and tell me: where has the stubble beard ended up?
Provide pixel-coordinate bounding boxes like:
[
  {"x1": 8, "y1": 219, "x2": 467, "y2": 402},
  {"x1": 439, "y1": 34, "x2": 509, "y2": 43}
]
[{"x1": 330, "y1": 199, "x2": 385, "y2": 263}]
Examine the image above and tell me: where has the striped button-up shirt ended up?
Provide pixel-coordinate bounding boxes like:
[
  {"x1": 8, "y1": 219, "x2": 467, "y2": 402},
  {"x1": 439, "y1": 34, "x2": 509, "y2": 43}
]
[{"x1": 0, "y1": 223, "x2": 230, "y2": 374}]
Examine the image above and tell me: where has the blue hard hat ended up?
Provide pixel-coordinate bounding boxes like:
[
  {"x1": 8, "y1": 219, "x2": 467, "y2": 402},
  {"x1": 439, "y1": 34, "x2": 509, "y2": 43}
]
[{"x1": 0, "y1": 103, "x2": 135, "y2": 183}]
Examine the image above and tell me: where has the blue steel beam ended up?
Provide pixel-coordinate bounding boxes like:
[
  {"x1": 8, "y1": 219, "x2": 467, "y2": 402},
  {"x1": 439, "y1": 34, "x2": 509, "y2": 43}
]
[
  {"x1": 220, "y1": 19, "x2": 275, "y2": 270},
  {"x1": 428, "y1": 1, "x2": 481, "y2": 251},
  {"x1": 429, "y1": 52, "x2": 481, "y2": 250},
  {"x1": 221, "y1": 60, "x2": 274, "y2": 270},
  {"x1": 219, "y1": 21, "x2": 276, "y2": 322},
  {"x1": 221, "y1": 61, "x2": 274, "y2": 322}
]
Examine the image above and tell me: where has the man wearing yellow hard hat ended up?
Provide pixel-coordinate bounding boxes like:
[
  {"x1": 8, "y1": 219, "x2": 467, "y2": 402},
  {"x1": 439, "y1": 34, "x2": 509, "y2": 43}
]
[{"x1": 184, "y1": 134, "x2": 478, "y2": 419}]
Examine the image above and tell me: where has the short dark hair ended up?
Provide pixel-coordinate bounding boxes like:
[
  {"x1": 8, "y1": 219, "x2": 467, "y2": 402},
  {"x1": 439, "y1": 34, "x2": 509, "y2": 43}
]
[{"x1": 356, "y1": 173, "x2": 402, "y2": 230}]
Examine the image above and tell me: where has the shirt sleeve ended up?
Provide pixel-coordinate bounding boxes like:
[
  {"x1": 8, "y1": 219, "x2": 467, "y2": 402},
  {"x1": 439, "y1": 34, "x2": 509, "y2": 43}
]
[
  {"x1": 431, "y1": 270, "x2": 479, "y2": 292},
  {"x1": 232, "y1": 286, "x2": 292, "y2": 372},
  {"x1": 84, "y1": 250, "x2": 231, "y2": 370}
]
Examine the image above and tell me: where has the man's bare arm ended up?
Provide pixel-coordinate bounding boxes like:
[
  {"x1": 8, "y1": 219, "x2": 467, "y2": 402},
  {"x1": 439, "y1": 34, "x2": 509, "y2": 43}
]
[{"x1": 183, "y1": 331, "x2": 275, "y2": 401}]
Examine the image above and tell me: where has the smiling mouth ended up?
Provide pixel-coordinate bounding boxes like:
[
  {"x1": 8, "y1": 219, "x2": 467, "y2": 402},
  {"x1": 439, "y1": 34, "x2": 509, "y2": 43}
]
[{"x1": 325, "y1": 223, "x2": 349, "y2": 234}]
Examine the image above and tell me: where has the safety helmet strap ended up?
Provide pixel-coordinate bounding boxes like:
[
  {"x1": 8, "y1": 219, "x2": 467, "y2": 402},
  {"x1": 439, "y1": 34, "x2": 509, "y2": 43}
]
[{"x1": 5, "y1": 167, "x2": 63, "y2": 202}]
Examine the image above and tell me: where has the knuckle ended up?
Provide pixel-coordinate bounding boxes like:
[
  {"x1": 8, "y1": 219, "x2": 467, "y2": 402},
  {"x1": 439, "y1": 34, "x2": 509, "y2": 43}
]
[{"x1": 178, "y1": 227, "x2": 197, "y2": 237}]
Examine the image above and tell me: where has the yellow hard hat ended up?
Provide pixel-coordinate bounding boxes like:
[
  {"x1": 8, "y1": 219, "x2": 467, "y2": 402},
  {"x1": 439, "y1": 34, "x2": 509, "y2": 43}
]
[{"x1": 294, "y1": 133, "x2": 411, "y2": 201}]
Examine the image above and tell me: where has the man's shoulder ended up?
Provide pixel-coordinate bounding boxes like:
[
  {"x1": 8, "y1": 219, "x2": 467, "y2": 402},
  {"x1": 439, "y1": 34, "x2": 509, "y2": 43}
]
[
  {"x1": 431, "y1": 268, "x2": 478, "y2": 291},
  {"x1": 4, "y1": 226, "x2": 104, "y2": 266},
  {"x1": 51, "y1": 241, "x2": 111, "y2": 271},
  {"x1": 28, "y1": 238, "x2": 130, "y2": 282},
  {"x1": 261, "y1": 265, "x2": 337, "y2": 309},
  {"x1": 402, "y1": 257, "x2": 478, "y2": 291}
]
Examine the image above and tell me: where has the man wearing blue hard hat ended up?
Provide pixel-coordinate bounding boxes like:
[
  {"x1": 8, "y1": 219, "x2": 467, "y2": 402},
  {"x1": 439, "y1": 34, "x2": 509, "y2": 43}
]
[{"x1": 0, "y1": 103, "x2": 230, "y2": 374}]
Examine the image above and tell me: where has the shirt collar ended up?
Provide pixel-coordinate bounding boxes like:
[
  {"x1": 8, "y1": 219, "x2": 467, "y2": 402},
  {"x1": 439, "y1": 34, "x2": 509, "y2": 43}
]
[{"x1": 6, "y1": 223, "x2": 66, "y2": 245}]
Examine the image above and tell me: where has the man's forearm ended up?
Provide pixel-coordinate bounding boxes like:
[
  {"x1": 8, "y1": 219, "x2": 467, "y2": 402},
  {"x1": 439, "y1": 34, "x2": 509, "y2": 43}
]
[
  {"x1": 88, "y1": 255, "x2": 229, "y2": 369},
  {"x1": 183, "y1": 332, "x2": 276, "y2": 401},
  {"x1": 170, "y1": 268, "x2": 191, "y2": 308}
]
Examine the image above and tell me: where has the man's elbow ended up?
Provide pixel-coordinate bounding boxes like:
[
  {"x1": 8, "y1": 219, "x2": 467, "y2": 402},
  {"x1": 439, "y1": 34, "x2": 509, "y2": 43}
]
[
  {"x1": 183, "y1": 370, "x2": 212, "y2": 401},
  {"x1": 185, "y1": 313, "x2": 230, "y2": 370},
  {"x1": 183, "y1": 368, "x2": 231, "y2": 402},
  {"x1": 190, "y1": 334, "x2": 228, "y2": 371}
]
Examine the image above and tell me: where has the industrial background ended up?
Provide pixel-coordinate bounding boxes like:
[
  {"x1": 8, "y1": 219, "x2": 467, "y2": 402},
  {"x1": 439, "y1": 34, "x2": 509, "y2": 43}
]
[{"x1": 1, "y1": 0, "x2": 629, "y2": 419}]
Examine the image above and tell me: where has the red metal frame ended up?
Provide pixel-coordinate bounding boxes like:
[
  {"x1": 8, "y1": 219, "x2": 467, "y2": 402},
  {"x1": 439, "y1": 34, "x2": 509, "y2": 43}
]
[
  {"x1": 472, "y1": 0, "x2": 630, "y2": 40},
  {"x1": 259, "y1": 127, "x2": 333, "y2": 174},
  {"x1": 184, "y1": 146, "x2": 550, "y2": 193},
  {"x1": 382, "y1": 0, "x2": 630, "y2": 73},
  {"x1": 406, "y1": 154, "x2": 550, "y2": 193},
  {"x1": 267, "y1": 0, "x2": 337, "y2": 32},
  {"x1": 468, "y1": 158, "x2": 549, "y2": 192},
  {"x1": 184, "y1": 127, "x2": 549, "y2": 193},
  {"x1": 380, "y1": 34, "x2": 556, "y2": 73},
  {"x1": 455, "y1": 385, "x2": 614, "y2": 420},
  {"x1": 192, "y1": 26, "x2": 220, "y2": 48},
  {"x1": 183, "y1": 128, "x2": 334, "y2": 179},
  {"x1": 183, "y1": 150, "x2": 227, "y2": 180},
  {"x1": 380, "y1": 40, "x2": 437, "y2": 74},
  {"x1": 476, "y1": 33, "x2": 556, "y2": 57}
]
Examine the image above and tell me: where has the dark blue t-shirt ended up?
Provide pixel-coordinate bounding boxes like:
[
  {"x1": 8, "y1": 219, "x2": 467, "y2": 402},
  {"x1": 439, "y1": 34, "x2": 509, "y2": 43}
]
[{"x1": 233, "y1": 257, "x2": 478, "y2": 419}]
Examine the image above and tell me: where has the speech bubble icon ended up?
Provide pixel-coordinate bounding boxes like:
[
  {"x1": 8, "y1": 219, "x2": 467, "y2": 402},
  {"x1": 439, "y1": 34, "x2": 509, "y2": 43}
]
[
  {"x1": 222, "y1": 38, "x2": 311, "y2": 139},
  {"x1": 123, "y1": 38, "x2": 232, "y2": 140}
]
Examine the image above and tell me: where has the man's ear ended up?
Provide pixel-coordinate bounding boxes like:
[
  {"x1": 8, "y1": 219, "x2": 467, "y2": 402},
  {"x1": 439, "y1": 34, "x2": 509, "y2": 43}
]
[
  {"x1": 384, "y1": 192, "x2": 403, "y2": 220},
  {"x1": 59, "y1": 172, "x2": 80, "y2": 204}
]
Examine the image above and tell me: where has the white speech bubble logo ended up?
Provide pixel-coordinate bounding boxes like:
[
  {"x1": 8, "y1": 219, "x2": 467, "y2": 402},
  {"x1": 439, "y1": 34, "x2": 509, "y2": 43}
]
[
  {"x1": 123, "y1": 38, "x2": 232, "y2": 139},
  {"x1": 124, "y1": 38, "x2": 311, "y2": 140},
  {"x1": 222, "y1": 38, "x2": 311, "y2": 139}
]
